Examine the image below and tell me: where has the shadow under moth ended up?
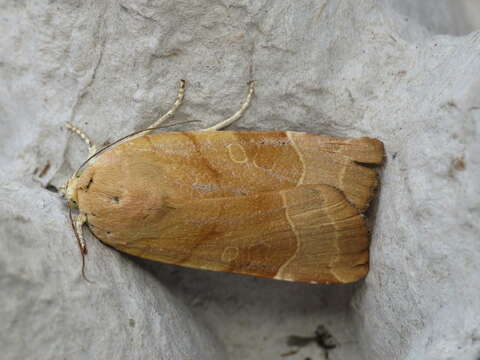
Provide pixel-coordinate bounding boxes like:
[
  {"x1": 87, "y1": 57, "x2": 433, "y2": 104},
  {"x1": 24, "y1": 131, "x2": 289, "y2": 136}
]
[{"x1": 60, "y1": 80, "x2": 384, "y2": 284}]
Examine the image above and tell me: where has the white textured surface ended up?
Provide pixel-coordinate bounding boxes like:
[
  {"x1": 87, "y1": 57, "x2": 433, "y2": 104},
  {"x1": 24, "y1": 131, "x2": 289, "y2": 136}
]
[{"x1": 1, "y1": 1, "x2": 479, "y2": 359}]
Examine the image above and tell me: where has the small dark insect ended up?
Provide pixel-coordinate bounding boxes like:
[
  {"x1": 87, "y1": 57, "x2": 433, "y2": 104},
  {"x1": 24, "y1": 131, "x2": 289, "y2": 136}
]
[
  {"x1": 314, "y1": 325, "x2": 336, "y2": 351},
  {"x1": 286, "y1": 325, "x2": 337, "y2": 359}
]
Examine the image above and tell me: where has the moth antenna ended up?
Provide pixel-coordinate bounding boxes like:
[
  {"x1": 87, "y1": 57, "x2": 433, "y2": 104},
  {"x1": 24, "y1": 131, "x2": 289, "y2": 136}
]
[
  {"x1": 201, "y1": 80, "x2": 255, "y2": 131},
  {"x1": 66, "y1": 122, "x2": 97, "y2": 157},
  {"x1": 142, "y1": 79, "x2": 186, "y2": 135},
  {"x1": 69, "y1": 209, "x2": 92, "y2": 283}
]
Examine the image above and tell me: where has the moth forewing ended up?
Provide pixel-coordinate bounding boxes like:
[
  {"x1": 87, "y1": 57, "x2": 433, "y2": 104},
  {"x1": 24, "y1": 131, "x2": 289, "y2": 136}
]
[{"x1": 74, "y1": 131, "x2": 383, "y2": 284}]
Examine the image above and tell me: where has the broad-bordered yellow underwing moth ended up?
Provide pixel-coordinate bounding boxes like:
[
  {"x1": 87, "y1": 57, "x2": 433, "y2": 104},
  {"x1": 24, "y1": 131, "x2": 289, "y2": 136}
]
[{"x1": 60, "y1": 80, "x2": 384, "y2": 284}]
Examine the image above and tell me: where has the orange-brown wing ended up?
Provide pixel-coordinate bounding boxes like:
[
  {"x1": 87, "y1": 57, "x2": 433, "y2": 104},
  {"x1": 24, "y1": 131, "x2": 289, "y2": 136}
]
[
  {"x1": 86, "y1": 131, "x2": 383, "y2": 212},
  {"x1": 86, "y1": 184, "x2": 369, "y2": 284},
  {"x1": 286, "y1": 132, "x2": 384, "y2": 211}
]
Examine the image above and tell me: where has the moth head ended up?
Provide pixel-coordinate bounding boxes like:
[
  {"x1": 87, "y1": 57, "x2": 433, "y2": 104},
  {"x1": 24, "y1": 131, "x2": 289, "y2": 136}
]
[{"x1": 59, "y1": 176, "x2": 80, "y2": 209}]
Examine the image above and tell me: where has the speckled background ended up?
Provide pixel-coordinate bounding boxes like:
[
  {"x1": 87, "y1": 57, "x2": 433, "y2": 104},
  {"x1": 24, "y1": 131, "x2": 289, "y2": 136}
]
[{"x1": 1, "y1": 1, "x2": 479, "y2": 359}]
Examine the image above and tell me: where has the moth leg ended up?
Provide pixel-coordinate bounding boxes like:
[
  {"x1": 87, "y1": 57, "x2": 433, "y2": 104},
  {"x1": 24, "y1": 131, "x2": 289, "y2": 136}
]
[
  {"x1": 66, "y1": 122, "x2": 97, "y2": 157},
  {"x1": 201, "y1": 81, "x2": 254, "y2": 131},
  {"x1": 143, "y1": 79, "x2": 186, "y2": 135},
  {"x1": 74, "y1": 213, "x2": 88, "y2": 255},
  {"x1": 71, "y1": 211, "x2": 91, "y2": 281}
]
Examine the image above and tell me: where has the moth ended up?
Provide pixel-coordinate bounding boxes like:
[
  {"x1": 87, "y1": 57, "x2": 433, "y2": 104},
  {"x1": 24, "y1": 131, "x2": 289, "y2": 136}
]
[{"x1": 60, "y1": 80, "x2": 384, "y2": 284}]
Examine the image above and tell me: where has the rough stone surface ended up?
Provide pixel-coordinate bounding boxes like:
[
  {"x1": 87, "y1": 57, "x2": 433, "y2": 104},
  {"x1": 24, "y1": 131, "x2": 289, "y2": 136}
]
[{"x1": 1, "y1": 1, "x2": 479, "y2": 359}]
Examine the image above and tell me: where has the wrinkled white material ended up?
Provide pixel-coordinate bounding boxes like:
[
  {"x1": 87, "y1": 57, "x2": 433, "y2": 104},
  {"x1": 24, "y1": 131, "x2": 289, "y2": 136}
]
[{"x1": 1, "y1": 1, "x2": 479, "y2": 359}]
